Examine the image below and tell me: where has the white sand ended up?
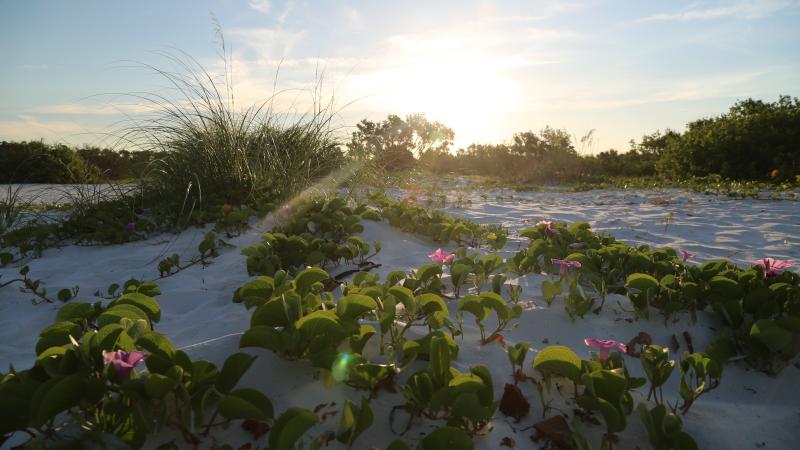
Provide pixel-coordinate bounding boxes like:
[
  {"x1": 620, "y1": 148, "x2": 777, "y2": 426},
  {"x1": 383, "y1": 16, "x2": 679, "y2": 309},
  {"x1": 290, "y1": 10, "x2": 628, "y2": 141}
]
[{"x1": 1, "y1": 188, "x2": 798, "y2": 449}]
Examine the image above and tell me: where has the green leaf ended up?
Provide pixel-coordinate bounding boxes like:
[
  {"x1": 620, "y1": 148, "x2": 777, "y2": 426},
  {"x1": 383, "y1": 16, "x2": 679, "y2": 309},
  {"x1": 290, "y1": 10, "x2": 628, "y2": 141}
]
[
  {"x1": 239, "y1": 325, "x2": 283, "y2": 353},
  {"x1": 136, "y1": 331, "x2": 176, "y2": 374},
  {"x1": 416, "y1": 263, "x2": 443, "y2": 282},
  {"x1": 218, "y1": 388, "x2": 274, "y2": 422},
  {"x1": 479, "y1": 291, "x2": 510, "y2": 321},
  {"x1": 388, "y1": 285, "x2": 416, "y2": 313},
  {"x1": 418, "y1": 427, "x2": 474, "y2": 450},
  {"x1": 336, "y1": 398, "x2": 374, "y2": 447},
  {"x1": 110, "y1": 292, "x2": 162, "y2": 323},
  {"x1": 337, "y1": 294, "x2": 378, "y2": 320},
  {"x1": 36, "y1": 321, "x2": 82, "y2": 355},
  {"x1": 98, "y1": 304, "x2": 151, "y2": 329},
  {"x1": 625, "y1": 273, "x2": 659, "y2": 293},
  {"x1": 294, "y1": 268, "x2": 330, "y2": 295},
  {"x1": 145, "y1": 373, "x2": 180, "y2": 399},
  {"x1": 55, "y1": 302, "x2": 94, "y2": 323},
  {"x1": 533, "y1": 345, "x2": 582, "y2": 382},
  {"x1": 216, "y1": 352, "x2": 257, "y2": 394},
  {"x1": 30, "y1": 373, "x2": 85, "y2": 426},
  {"x1": 541, "y1": 279, "x2": 563, "y2": 305},
  {"x1": 417, "y1": 293, "x2": 448, "y2": 315},
  {"x1": 750, "y1": 319, "x2": 793, "y2": 352},
  {"x1": 709, "y1": 276, "x2": 743, "y2": 299},
  {"x1": 458, "y1": 295, "x2": 488, "y2": 321},
  {"x1": 296, "y1": 310, "x2": 344, "y2": 340},
  {"x1": 269, "y1": 408, "x2": 319, "y2": 450},
  {"x1": 252, "y1": 298, "x2": 292, "y2": 327}
]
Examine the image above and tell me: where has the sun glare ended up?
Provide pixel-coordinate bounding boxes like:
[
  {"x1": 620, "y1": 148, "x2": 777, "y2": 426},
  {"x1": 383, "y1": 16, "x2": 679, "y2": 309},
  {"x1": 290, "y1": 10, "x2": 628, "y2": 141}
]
[{"x1": 348, "y1": 43, "x2": 522, "y2": 148}]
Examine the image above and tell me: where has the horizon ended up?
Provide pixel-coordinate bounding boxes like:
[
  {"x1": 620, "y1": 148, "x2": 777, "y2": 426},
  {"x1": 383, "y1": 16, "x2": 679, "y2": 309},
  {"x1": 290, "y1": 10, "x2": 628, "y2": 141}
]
[{"x1": 1, "y1": 0, "x2": 799, "y2": 154}]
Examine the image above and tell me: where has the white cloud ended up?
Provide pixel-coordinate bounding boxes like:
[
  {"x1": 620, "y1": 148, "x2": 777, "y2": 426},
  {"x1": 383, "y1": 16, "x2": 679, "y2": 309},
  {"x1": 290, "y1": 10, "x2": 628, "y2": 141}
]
[
  {"x1": 0, "y1": 115, "x2": 100, "y2": 143},
  {"x1": 29, "y1": 102, "x2": 155, "y2": 115},
  {"x1": 247, "y1": 0, "x2": 271, "y2": 14},
  {"x1": 635, "y1": 0, "x2": 799, "y2": 23},
  {"x1": 19, "y1": 64, "x2": 50, "y2": 70}
]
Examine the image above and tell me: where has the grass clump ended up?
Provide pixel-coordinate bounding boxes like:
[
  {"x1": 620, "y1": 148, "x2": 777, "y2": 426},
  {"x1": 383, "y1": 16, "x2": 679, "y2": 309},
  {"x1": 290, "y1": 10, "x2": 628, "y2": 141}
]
[{"x1": 117, "y1": 44, "x2": 345, "y2": 226}]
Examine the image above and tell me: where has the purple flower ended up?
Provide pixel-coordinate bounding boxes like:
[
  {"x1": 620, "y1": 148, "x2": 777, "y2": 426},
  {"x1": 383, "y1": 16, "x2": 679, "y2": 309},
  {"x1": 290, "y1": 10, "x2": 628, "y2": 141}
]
[
  {"x1": 755, "y1": 258, "x2": 795, "y2": 277},
  {"x1": 679, "y1": 249, "x2": 694, "y2": 262},
  {"x1": 102, "y1": 350, "x2": 147, "y2": 382},
  {"x1": 429, "y1": 248, "x2": 455, "y2": 264},
  {"x1": 584, "y1": 338, "x2": 627, "y2": 363},
  {"x1": 125, "y1": 222, "x2": 136, "y2": 232},
  {"x1": 551, "y1": 258, "x2": 581, "y2": 277}
]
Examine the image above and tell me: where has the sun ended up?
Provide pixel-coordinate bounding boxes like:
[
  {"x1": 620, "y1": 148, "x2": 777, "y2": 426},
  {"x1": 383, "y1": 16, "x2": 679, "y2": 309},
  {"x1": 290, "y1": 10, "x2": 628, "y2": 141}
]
[{"x1": 349, "y1": 48, "x2": 522, "y2": 149}]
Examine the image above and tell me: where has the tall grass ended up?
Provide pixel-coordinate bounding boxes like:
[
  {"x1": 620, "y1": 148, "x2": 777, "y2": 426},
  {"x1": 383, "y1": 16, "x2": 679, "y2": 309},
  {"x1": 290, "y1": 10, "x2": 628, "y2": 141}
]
[
  {"x1": 0, "y1": 185, "x2": 27, "y2": 236},
  {"x1": 115, "y1": 36, "x2": 344, "y2": 222}
]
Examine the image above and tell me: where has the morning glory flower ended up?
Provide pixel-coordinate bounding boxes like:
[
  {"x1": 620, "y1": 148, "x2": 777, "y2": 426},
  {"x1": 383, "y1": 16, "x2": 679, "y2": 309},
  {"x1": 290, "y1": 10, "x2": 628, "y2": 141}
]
[
  {"x1": 584, "y1": 338, "x2": 627, "y2": 363},
  {"x1": 429, "y1": 248, "x2": 455, "y2": 264},
  {"x1": 755, "y1": 258, "x2": 796, "y2": 277},
  {"x1": 551, "y1": 258, "x2": 581, "y2": 277},
  {"x1": 102, "y1": 350, "x2": 147, "y2": 382},
  {"x1": 679, "y1": 249, "x2": 694, "y2": 262}
]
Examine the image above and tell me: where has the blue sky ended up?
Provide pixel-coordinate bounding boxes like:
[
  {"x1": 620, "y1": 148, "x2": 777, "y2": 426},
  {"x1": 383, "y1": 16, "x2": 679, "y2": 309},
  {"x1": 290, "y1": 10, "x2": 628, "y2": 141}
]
[{"x1": 1, "y1": 0, "x2": 798, "y2": 153}]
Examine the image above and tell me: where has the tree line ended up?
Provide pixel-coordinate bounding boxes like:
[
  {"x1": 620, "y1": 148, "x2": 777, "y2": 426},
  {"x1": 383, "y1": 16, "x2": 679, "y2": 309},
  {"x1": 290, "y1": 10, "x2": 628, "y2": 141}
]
[
  {"x1": 0, "y1": 141, "x2": 156, "y2": 183},
  {"x1": 1, "y1": 95, "x2": 797, "y2": 184},
  {"x1": 347, "y1": 95, "x2": 799, "y2": 183}
]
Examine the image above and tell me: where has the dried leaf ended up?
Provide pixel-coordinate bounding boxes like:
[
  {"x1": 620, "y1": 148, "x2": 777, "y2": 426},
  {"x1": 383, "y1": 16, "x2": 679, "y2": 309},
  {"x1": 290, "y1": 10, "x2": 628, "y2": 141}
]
[
  {"x1": 533, "y1": 415, "x2": 574, "y2": 450},
  {"x1": 499, "y1": 383, "x2": 530, "y2": 421}
]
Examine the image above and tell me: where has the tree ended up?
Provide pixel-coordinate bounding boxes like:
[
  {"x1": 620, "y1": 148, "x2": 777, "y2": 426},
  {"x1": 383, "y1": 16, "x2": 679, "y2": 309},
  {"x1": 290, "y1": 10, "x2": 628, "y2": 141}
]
[{"x1": 346, "y1": 114, "x2": 454, "y2": 171}]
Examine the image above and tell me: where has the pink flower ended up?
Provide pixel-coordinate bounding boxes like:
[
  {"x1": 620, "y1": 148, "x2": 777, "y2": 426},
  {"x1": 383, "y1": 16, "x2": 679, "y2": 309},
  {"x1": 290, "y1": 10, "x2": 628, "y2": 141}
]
[
  {"x1": 679, "y1": 249, "x2": 694, "y2": 262},
  {"x1": 429, "y1": 248, "x2": 455, "y2": 264},
  {"x1": 755, "y1": 258, "x2": 796, "y2": 277},
  {"x1": 102, "y1": 350, "x2": 147, "y2": 382},
  {"x1": 536, "y1": 220, "x2": 554, "y2": 235},
  {"x1": 551, "y1": 258, "x2": 581, "y2": 277},
  {"x1": 125, "y1": 222, "x2": 136, "y2": 232},
  {"x1": 584, "y1": 338, "x2": 627, "y2": 362}
]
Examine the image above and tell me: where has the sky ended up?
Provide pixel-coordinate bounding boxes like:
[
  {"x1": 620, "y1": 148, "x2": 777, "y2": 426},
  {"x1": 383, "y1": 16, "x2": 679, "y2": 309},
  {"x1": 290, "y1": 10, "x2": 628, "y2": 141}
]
[{"x1": 1, "y1": 0, "x2": 799, "y2": 154}]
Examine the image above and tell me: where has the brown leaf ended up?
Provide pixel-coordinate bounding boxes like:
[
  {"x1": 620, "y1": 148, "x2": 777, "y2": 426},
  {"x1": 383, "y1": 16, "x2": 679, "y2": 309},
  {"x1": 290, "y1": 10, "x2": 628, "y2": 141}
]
[
  {"x1": 313, "y1": 402, "x2": 329, "y2": 413},
  {"x1": 499, "y1": 383, "x2": 530, "y2": 421},
  {"x1": 238, "y1": 444, "x2": 252, "y2": 450},
  {"x1": 625, "y1": 332, "x2": 653, "y2": 357},
  {"x1": 669, "y1": 334, "x2": 680, "y2": 352},
  {"x1": 682, "y1": 331, "x2": 695, "y2": 353},
  {"x1": 533, "y1": 415, "x2": 574, "y2": 450},
  {"x1": 241, "y1": 419, "x2": 270, "y2": 440},
  {"x1": 500, "y1": 436, "x2": 516, "y2": 448}
]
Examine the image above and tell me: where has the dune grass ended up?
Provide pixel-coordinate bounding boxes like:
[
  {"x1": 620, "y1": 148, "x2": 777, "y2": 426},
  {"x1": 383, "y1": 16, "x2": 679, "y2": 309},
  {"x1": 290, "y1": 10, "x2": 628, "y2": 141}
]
[{"x1": 113, "y1": 43, "x2": 345, "y2": 225}]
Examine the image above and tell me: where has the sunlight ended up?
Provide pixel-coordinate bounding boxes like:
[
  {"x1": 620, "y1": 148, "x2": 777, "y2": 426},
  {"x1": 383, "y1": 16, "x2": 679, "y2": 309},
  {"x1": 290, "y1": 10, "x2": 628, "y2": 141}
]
[{"x1": 389, "y1": 55, "x2": 520, "y2": 147}]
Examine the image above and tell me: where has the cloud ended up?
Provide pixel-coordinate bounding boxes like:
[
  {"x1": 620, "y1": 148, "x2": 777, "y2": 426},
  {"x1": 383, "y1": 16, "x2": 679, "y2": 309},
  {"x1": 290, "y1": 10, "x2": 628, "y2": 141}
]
[
  {"x1": 0, "y1": 115, "x2": 100, "y2": 143},
  {"x1": 247, "y1": 0, "x2": 271, "y2": 14},
  {"x1": 18, "y1": 64, "x2": 50, "y2": 70},
  {"x1": 29, "y1": 102, "x2": 155, "y2": 115},
  {"x1": 635, "y1": 0, "x2": 799, "y2": 23},
  {"x1": 227, "y1": 27, "x2": 307, "y2": 59}
]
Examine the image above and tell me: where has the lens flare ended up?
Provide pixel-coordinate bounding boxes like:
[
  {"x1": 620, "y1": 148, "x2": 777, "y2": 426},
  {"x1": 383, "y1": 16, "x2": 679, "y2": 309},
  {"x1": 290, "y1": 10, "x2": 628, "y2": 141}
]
[{"x1": 331, "y1": 352, "x2": 358, "y2": 382}]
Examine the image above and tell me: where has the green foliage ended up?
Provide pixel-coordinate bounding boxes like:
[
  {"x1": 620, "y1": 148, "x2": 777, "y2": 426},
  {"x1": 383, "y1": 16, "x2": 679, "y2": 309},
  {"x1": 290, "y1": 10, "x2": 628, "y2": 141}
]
[
  {"x1": 458, "y1": 291, "x2": 522, "y2": 344},
  {"x1": 677, "y1": 352, "x2": 723, "y2": 414},
  {"x1": 336, "y1": 398, "x2": 373, "y2": 448},
  {"x1": 241, "y1": 196, "x2": 379, "y2": 276},
  {"x1": 0, "y1": 282, "x2": 269, "y2": 447},
  {"x1": 533, "y1": 346, "x2": 582, "y2": 383},
  {"x1": 637, "y1": 403, "x2": 698, "y2": 450},
  {"x1": 640, "y1": 345, "x2": 675, "y2": 405},
  {"x1": 657, "y1": 96, "x2": 800, "y2": 180},
  {"x1": 370, "y1": 191, "x2": 506, "y2": 250},
  {"x1": 399, "y1": 336, "x2": 496, "y2": 434}
]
